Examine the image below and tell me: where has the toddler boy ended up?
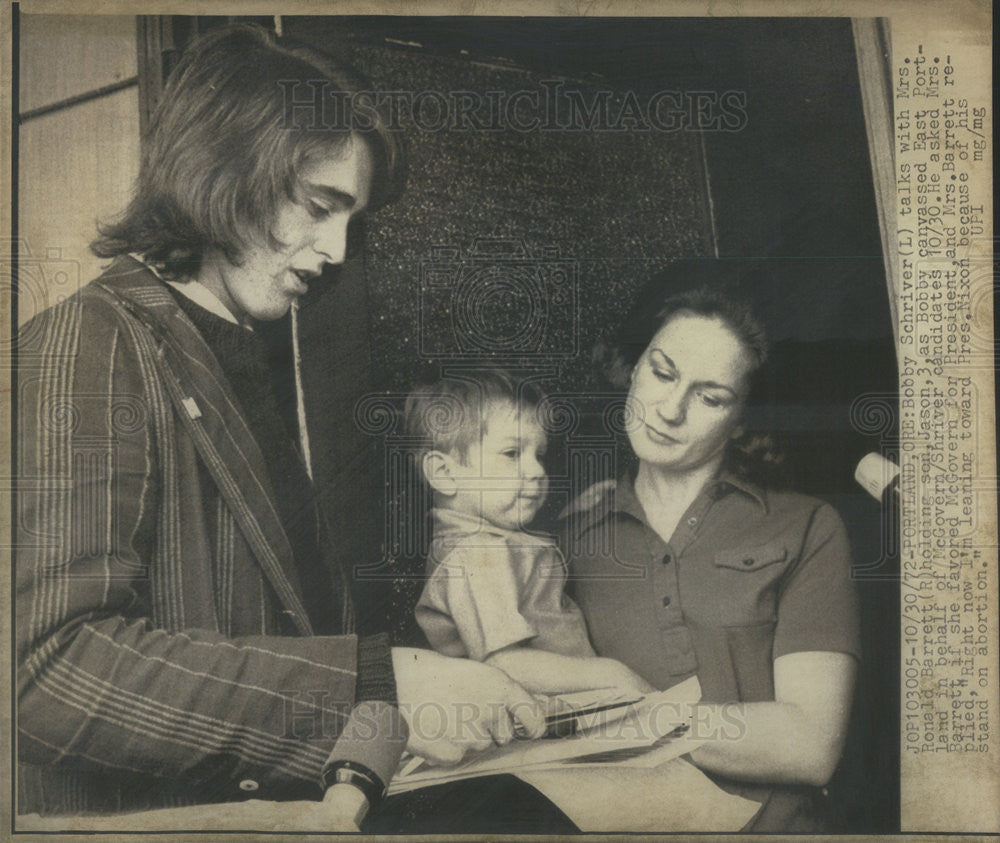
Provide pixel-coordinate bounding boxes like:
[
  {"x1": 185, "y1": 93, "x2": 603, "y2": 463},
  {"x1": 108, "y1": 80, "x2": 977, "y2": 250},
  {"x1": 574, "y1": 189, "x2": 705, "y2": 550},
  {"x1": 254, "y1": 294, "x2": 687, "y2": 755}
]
[{"x1": 406, "y1": 369, "x2": 654, "y2": 697}]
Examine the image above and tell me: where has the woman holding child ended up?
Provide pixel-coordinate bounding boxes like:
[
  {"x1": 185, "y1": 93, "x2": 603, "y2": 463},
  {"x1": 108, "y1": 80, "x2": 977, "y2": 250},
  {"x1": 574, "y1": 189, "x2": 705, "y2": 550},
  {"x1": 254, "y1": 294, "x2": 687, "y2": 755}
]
[
  {"x1": 406, "y1": 265, "x2": 858, "y2": 831},
  {"x1": 565, "y1": 269, "x2": 860, "y2": 831}
]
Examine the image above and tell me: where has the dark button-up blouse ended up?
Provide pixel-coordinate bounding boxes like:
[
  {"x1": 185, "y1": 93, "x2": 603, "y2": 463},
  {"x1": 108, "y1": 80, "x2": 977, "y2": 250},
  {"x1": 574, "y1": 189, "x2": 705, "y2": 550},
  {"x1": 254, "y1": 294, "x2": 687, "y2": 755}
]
[
  {"x1": 564, "y1": 472, "x2": 860, "y2": 703},
  {"x1": 562, "y1": 472, "x2": 862, "y2": 830}
]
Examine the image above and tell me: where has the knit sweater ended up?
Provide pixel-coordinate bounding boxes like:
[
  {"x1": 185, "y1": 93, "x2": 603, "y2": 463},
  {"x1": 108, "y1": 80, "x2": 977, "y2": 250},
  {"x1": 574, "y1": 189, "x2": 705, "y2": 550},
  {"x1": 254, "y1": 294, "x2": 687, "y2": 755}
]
[{"x1": 168, "y1": 287, "x2": 395, "y2": 701}]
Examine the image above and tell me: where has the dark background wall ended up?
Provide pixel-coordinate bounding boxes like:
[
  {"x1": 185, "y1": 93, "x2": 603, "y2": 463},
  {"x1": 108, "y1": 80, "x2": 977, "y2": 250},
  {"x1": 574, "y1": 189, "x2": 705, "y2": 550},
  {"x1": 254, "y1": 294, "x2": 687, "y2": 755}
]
[{"x1": 164, "y1": 15, "x2": 899, "y2": 832}]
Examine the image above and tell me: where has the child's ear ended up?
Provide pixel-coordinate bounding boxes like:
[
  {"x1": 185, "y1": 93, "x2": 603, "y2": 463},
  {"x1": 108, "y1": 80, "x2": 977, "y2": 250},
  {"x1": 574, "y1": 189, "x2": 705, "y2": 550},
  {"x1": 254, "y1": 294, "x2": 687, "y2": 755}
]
[{"x1": 422, "y1": 450, "x2": 458, "y2": 496}]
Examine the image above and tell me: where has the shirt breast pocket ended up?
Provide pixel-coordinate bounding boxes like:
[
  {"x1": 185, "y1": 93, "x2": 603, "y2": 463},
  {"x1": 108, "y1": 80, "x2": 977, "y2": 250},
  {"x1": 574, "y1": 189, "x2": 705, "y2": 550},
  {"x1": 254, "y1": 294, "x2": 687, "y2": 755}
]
[
  {"x1": 714, "y1": 542, "x2": 787, "y2": 572},
  {"x1": 710, "y1": 541, "x2": 788, "y2": 622}
]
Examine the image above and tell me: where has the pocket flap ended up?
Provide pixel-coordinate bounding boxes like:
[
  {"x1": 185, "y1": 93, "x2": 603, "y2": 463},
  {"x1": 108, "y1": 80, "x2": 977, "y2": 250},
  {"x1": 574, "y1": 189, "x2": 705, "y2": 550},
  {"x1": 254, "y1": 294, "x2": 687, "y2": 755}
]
[{"x1": 714, "y1": 542, "x2": 787, "y2": 572}]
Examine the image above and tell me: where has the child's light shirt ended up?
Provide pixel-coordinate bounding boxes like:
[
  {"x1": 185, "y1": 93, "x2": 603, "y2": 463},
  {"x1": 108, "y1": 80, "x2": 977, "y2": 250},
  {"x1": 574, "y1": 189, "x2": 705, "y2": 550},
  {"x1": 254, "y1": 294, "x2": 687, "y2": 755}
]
[{"x1": 415, "y1": 508, "x2": 595, "y2": 661}]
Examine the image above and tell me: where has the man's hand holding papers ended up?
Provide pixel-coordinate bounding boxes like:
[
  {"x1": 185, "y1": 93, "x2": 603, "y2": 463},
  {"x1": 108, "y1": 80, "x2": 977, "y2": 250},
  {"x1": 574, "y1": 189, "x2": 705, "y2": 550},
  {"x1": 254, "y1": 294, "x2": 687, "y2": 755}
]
[{"x1": 389, "y1": 676, "x2": 703, "y2": 794}]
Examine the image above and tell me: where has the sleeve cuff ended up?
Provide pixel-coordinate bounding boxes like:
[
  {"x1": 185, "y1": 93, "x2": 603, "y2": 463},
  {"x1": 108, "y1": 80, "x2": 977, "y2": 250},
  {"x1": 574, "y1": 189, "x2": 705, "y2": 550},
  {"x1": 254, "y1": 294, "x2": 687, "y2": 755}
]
[
  {"x1": 355, "y1": 632, "x2": 397, "y2": 704},
  {"x1": 322, "y1": 701, "x2": 409, "y2": 798}
]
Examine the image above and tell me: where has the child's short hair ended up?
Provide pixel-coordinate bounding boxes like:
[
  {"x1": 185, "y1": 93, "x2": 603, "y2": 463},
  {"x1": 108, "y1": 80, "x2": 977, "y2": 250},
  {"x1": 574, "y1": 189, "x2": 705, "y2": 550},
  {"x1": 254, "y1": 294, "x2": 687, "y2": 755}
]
[{"x1": 403, "y1": 367, "x2": 545, "y2": 462}]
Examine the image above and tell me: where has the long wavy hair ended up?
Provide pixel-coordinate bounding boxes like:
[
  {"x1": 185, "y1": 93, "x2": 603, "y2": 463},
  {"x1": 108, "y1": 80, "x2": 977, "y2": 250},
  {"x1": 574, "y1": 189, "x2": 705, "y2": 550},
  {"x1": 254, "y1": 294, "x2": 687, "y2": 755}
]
[
  {"x1": 92, "y1": 24, "x2": 404, "y2": 278},
  {"x1": 599, "y1": 262, "x2": 789, "y2": 487}
]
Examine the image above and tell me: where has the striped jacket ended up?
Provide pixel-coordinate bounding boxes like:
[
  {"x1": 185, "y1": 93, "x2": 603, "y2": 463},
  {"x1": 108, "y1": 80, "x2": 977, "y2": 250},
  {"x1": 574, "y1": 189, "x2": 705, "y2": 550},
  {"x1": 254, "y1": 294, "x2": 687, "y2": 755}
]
[{"x1": 16, "y1": 257, "x2": 369, "y2": 814}]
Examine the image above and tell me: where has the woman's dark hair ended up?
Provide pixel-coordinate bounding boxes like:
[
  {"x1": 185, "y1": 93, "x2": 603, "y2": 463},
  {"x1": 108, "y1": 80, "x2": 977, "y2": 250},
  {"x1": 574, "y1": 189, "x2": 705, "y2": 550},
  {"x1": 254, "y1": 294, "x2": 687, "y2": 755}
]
[
  {"x1": 92, "y1": 24, "x2": 404, "y2": 277},
  {"x1": 600, "y1": 261, "x2": 789, "y2": 486}
]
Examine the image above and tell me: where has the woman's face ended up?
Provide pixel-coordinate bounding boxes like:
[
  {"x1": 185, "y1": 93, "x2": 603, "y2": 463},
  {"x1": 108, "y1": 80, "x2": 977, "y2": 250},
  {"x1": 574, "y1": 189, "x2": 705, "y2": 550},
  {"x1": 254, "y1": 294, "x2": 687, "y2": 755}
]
[{"x1": 626, "y1": 312, "x2": 754, "y2": 474}]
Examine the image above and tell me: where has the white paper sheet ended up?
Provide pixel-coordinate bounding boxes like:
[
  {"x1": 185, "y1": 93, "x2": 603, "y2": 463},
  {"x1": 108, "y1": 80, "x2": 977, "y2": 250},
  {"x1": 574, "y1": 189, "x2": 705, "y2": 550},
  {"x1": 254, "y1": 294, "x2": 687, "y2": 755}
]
[{"x1": 517, "y1": 757, "x2": 761, "y2": 832}]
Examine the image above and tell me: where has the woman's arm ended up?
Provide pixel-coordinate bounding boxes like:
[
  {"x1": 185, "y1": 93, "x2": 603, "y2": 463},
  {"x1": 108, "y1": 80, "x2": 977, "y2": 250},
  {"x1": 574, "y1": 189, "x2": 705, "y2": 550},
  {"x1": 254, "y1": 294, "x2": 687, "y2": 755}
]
[{"x1": 687, "y1": 650, "x2": 856, "y2": 787}]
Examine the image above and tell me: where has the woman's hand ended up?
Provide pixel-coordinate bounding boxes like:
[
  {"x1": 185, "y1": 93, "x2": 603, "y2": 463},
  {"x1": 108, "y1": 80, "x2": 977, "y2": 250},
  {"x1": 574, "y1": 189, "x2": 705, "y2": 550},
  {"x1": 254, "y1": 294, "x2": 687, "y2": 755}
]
[{"x1": 392, "y1": 648, "x2": 546, "y2": 765}]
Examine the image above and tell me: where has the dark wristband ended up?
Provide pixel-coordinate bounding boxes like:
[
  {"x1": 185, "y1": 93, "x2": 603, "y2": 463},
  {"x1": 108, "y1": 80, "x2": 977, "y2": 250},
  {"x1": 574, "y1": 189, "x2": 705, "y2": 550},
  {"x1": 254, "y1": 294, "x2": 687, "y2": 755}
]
[{"x1": 320, "y1": 760, "x2": 386, "y2": 811}]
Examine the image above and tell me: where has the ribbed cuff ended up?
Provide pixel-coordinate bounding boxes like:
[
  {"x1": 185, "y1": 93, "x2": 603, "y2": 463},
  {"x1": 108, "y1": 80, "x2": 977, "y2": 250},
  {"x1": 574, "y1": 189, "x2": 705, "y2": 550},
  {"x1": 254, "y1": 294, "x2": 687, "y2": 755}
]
[
  {"x1": 322, "y1": 701, "x2": 409, "y2": 802},
  {"x1": 355, "y1": 632, "x2": 397, "y2": 704}
]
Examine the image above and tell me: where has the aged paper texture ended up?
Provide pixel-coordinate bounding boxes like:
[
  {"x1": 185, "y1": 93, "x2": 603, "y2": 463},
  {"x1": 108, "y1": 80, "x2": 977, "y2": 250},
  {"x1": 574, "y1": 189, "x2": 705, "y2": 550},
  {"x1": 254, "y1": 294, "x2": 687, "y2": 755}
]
[{"x1": 2, "y1": 0, "x2": 994, "y2": 839}]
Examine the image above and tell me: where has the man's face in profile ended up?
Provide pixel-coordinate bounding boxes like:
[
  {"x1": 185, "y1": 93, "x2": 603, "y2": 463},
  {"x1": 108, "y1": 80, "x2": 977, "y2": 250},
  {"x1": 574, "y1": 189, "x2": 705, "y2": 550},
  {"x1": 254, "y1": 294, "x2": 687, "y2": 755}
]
[{"x1": 200, "y1": 133, "x2": 373, "y2": 323}]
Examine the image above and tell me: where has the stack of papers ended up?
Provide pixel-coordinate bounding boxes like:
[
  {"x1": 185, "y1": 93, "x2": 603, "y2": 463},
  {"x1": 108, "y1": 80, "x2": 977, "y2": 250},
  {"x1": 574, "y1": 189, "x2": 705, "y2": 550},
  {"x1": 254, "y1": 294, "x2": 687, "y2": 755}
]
[{"x1": 388, "y1": 676, "x2": 703, "y2": 795}]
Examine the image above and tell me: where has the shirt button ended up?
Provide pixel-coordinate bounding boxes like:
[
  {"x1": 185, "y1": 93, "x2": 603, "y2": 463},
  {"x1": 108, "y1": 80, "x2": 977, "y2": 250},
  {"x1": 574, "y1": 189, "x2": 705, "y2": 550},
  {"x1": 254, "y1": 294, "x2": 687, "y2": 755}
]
[
  {"x1": 742, "y1": 557, "x2": 755, "y2": 567},
  {"x1": 687, "y1": 517, "x2": 698, "y2": 527},
  {"x1": 662, "y1": 596, "x2": 671, "y2": 607},
  {"x1": 239, "y1": 779, "x2": 260, "y2": 792}
]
